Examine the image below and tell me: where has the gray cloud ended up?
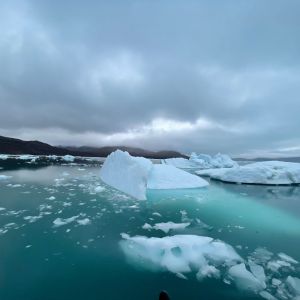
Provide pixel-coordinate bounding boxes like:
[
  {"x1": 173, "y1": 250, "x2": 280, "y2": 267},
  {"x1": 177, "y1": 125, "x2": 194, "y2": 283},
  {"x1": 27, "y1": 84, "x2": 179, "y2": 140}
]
[{"x1": 0, "y1": 0, "x2": 300, "y2": 156}]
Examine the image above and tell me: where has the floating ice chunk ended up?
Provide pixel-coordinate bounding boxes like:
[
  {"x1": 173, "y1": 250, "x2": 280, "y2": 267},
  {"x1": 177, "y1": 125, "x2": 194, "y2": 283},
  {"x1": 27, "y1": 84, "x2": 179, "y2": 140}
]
[
  {"x1": 176, "y1": 272, "x2": 188, "y2": 280},
  {"x1": 152, "y1": 212, "x2": 162, "y2": 217},
  {"x1": 100, "y1": 150, "x2": 208, "y2": 200},
  {"x1": 63, "y1": 155, "x2": 75, "y2": 162},
  {"x1": 47, "y1": 196, "x2": 56, "y2": 200},
  {"x1": 198, "y1": 161, "x2": 300, "y2": 185},
  {"x1": 259, "y1": 291, "x2": 277, "y2": 300},
  {"x1": 77, "y1": 218, "x2": 91, "y2": 226},
  {"x1": 0, "y1": 154, "x2": 8, "y2": 160},
  {"x1": 147, "y1": 164, "x2": 208, "y2": 189},
  {"x1": 271, "y1": 278, "x2": 281, "y2": 286},
  {"x1": 19, "y1": 155, "x2": 38, "y2": 160},
  {"x1": 286, "y1": 276, "x2": 300, "y2": 296},
  {"x1": 277, "y1": 252, "x2": 298, "y2": 264},
  {"x1": 53, "y1": 215, "x2": 78, "y2": 227},
  {"x1": 248, "y1": 261, "x2": 266, "y2": 288},
  {"x1": 0, "y1": 175, "x2": 12, "y2": 180},
  {"x1": 142, "y1": 222, "x2": 190, "y2": 233},
  {"x1": 94, "y1": 186, "x2": 105, "y2": 193},
  {"x1": 120, "y1": 234, "x2": 242, "y2": 278},
  {"x1": 228, "y1": 263, "x2": 265, "y2": 292},
  {"x1": 100, "y1": 150, "x2": 152, "y2": 200}
]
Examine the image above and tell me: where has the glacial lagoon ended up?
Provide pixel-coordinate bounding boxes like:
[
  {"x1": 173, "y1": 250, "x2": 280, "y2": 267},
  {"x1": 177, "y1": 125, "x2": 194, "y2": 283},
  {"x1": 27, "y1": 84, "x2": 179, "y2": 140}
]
[{"x1": 0, "y1": 162, "x2": 299, "y2": 300}]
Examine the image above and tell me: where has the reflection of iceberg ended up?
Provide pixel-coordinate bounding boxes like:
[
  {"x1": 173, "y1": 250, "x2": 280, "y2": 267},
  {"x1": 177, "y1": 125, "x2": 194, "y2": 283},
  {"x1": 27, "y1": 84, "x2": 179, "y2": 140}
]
[
  {"x1": 163, "y1": 153, "x2": 237, "y2": 169},
  {"x1": 100, "y1": 150, "x2": 208, "y2": 200},
  {"x1": 196, "y1": 161, "x2": 300, "y2": 185}
]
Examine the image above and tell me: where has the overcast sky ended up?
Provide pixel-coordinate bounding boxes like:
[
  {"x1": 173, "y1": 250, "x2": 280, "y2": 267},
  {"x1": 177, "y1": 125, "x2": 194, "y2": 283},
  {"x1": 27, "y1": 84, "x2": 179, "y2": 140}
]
[{"x1": 0, "y1": 0, "x2": 300, "y2": 157}]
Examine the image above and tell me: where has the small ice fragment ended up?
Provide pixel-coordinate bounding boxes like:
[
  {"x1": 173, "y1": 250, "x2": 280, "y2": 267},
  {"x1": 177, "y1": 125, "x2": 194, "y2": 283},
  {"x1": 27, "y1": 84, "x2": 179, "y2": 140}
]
[
  {"x1": 53, "y1": 216, "x2": 78, "y2": 227},
  {"x1": 77, "y1": 218, "x2": 91, "y2": 226}
]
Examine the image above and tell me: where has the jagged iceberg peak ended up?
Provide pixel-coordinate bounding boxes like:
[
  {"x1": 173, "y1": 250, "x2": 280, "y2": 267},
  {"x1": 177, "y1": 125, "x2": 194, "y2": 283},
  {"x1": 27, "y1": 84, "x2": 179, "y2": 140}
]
[
  {"x1": 99, "y1": 150, "x2": 208, "y2": 200},
  {"x1": 163, "y1": 152, "x2": 238, "y2": 169}
]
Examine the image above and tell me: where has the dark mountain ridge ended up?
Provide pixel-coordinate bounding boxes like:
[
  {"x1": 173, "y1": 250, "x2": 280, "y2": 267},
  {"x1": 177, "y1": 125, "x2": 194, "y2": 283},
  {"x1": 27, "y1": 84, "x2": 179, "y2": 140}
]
[{"x1": 0, "y1": 135, "x2": 187, "y2": 159}]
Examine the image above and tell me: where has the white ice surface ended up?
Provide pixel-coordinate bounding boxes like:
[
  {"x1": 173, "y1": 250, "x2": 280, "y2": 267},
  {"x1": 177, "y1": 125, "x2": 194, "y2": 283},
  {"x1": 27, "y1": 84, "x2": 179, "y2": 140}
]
[
  {"x1": 147, "y1": 164, "x2": 208, "y2": 190},
  {"x1": 100, "y1": 150, "x2": 208, "y2": 200},
  {"x1": 196, "y1": 161, "x2": 300, "y2": 185},
  {"x1": 120, "y1": 234, "x2": 242, "y2": 276}
]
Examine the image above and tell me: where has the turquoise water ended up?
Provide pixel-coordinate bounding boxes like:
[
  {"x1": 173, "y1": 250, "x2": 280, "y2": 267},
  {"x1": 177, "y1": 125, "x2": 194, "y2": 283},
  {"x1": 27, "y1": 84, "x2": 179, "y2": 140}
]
[{"x1": 0, "y1": 164, "x2": 299, "y2": 300}]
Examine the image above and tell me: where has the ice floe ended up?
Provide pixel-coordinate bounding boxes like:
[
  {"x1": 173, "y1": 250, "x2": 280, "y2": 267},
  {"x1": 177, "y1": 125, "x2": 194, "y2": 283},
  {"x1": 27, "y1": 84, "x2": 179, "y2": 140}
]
[
  {"x1": 100, "y1": 150, "x2": 208, "y2": 200},
  {"x1": 62, "y1": 155, "x2": 75, "y2": 162},
  {"x1": 120, "y1": 234, "x2": 242, "y2": 275},
  {"x1": 196, "y1": 161, "x2": 300, "y2": 185}
]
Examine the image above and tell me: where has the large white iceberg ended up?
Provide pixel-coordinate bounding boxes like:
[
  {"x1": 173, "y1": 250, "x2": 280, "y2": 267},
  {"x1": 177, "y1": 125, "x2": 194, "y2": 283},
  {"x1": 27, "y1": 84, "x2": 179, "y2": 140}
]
[
  {"x1": 196, "y1": 161, "x2": 300, "y2": 185},
  {"x1": 163, "y1": 153, "x2": 237, "y2": 170},
  {"x1": 100, "y1": 150, "x2": 208, "y2": 200}
]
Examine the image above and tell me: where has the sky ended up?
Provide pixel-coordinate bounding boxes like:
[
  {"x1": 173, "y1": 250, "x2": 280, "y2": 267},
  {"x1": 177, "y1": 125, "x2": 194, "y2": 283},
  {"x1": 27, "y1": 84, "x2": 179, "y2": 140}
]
[{"x1": 0, "y1": 0, "x2": 300, "y2": 157}]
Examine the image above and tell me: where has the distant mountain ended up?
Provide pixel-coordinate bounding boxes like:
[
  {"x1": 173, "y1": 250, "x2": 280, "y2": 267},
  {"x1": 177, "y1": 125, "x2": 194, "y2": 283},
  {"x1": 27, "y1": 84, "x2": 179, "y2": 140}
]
[
  {"x1": 0, "y1": 135, "x2": 187, "y2": 159},
  {"x1": 62, "y1": 145, "x2": 187, "y2": 159}
]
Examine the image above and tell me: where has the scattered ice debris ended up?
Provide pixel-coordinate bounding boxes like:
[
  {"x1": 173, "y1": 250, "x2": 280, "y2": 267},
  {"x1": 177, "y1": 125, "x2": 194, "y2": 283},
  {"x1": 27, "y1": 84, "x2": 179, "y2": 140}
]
[
  {"x1": 163, "y1": 153, "x2": 237, "y2": 169},
  {"x1": 120, "y1": 233, "x2": 242, "y2": 277},
  {"x1": 100, "y1": 150, "x2": 208, "y2": 200},
  {"x1": 53, "y1": 215, "x2": 79, "y2": 228},
  {"x1": 62, "y1": 155, "x2": 75, "y2": 162},
  {"x1": 142, "y1": 222, "x2": 190, "y2": 233},
  {"x1": 228, "y1": 263, "x2": 266, "y2": 292},
  {"x1": 0, "y1": 175, "x2": 12, "y2": 180},
  {"x1": 197, "y1": 161, "x2": 300, "y2": 185},
  {"x1": 77, "y1": 218, "x2": 91, "y2": 226}
]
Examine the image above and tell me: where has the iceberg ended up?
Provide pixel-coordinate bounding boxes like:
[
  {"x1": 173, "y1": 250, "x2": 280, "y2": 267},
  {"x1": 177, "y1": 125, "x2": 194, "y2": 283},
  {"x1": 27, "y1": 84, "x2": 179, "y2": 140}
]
[
  {"x1": 100, "y1": 150, "x2": 152, "y2": 200},
  {"x1": 100, "y1": 150, "x2": 208, "y2": 200},
  {"x1": 196, "y1": 161, "x2": 300, "y2": 185},
  {"x1": 163, "y1": 153, "x2": 237, "y2": 170}
]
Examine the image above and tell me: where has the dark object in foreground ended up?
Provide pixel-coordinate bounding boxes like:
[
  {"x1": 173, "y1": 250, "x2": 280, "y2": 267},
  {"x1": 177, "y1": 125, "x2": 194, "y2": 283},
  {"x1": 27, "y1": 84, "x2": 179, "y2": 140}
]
[{"x1": 159, "y1": 291, "x2": 170, "y2": 300}]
